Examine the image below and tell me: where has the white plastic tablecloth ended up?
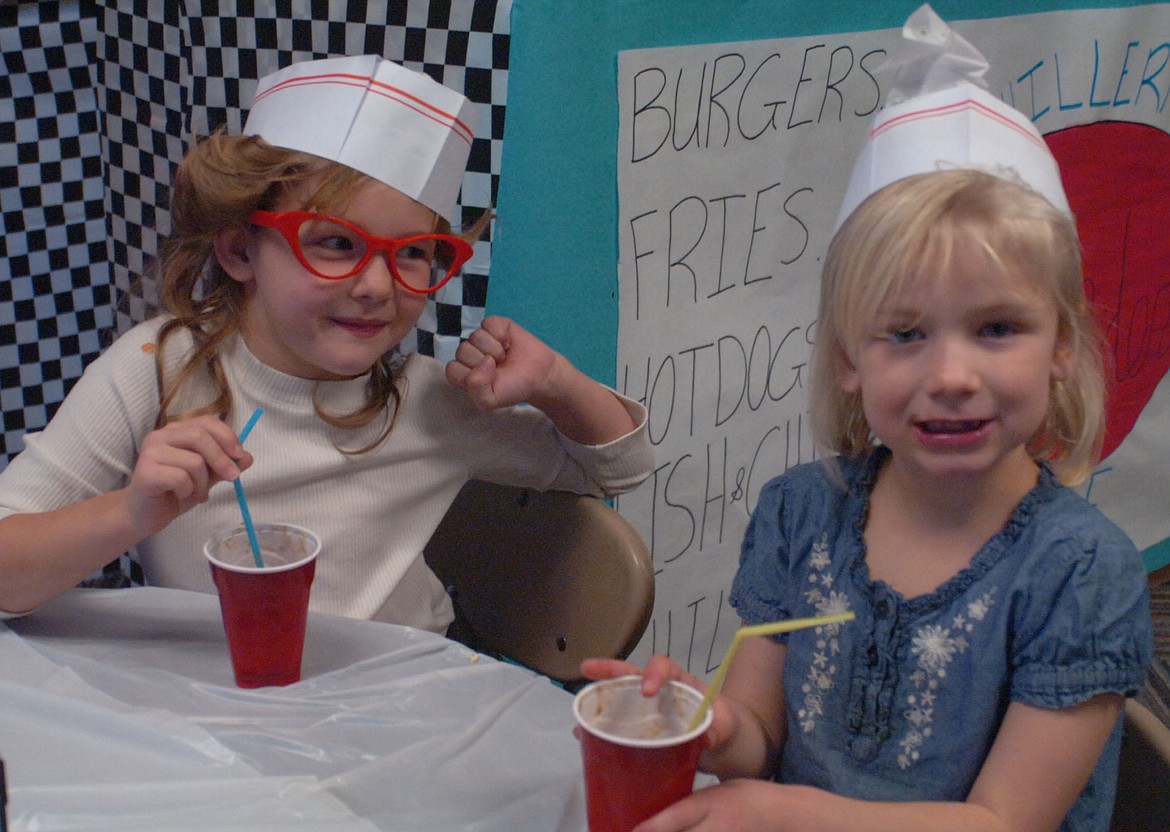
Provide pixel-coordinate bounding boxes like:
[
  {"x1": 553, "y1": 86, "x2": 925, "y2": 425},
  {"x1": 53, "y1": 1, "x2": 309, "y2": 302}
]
[{"x1": 0, "y1": 587, "x2": 587, "y2": 831}]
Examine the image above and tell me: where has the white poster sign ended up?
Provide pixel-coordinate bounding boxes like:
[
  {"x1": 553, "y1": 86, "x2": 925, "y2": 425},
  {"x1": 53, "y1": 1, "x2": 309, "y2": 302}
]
[{"x1": 614, "y1": 6, "x2": 1170, "y2": 676}]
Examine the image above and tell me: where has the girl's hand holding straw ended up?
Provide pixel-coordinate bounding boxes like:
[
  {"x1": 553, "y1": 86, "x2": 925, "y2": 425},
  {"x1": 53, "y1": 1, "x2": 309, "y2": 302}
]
[
  {"x1": 125, "y1": 414, "x2": 256, "y2": 537},
  {"x1": 581, "y1": 612, "x2": 855, "y2": 760}
]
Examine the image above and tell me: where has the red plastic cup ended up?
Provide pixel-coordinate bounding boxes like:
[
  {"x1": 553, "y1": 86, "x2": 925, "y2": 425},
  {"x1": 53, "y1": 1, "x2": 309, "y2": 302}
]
[
  {"x1": 573, "y1": 675, "x2": 713, "y2": 832},
  {"x1": 203, "y1": 523, "x2": 320, "y2": 688}
]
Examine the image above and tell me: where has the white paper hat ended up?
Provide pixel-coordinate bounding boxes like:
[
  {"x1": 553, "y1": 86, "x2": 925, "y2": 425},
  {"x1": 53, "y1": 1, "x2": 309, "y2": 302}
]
[
  {"x1": 834, "y1": 5, "x2": 1069, "y2": 230},
  {"x1": 244, "y1": 55, "x2": 475, "y2": 221}
]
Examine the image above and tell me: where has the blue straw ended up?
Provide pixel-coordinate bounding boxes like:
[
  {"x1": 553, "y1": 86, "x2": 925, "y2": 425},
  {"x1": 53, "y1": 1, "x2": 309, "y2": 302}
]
[
  {"x1": 234, "y1": 408, "x2": 265, "y2": 568},
  {"x1": 239, "y1": 406, "x2": 263, "y2": 443}
]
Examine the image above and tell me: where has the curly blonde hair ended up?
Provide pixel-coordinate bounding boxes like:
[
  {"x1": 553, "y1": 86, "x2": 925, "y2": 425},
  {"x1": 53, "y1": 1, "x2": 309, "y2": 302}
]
[
  {"x1": 809, "y1": 169, "x2": 1106, "y2": 486},
  {"x1": 153, "y1": 131, "x2": 489, "y2": 453}
]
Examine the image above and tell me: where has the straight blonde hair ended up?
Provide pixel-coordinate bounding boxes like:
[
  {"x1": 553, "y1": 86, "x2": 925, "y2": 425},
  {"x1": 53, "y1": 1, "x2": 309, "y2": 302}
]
[{"x1": 809, "y1": 169, "x2": 1106, "y2": 486}]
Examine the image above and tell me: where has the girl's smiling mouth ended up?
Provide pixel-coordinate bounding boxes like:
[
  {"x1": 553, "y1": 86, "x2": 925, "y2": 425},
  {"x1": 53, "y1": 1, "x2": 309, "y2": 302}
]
[
  {"x1": 913, "y1": 418, "x2": 994, "y2": 450},
  {"x1": 332, "y1": 317, "x2": 388, "y2": 338},
  {"x1": 917, "y1": 419, "x2": 991, "y2": 434}
]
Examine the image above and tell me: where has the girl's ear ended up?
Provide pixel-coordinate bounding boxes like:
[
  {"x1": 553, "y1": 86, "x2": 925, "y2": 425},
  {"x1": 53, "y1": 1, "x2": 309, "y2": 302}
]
[
  {"x1": 1051, "y1": 336, "x2": 1075, "y2": 383},
  {"x1": 214, "y1": 226, "x2": 256, "y2": 284},
  {"x1": 836, "y1": 344, "x2": 862, "y2": 394}
]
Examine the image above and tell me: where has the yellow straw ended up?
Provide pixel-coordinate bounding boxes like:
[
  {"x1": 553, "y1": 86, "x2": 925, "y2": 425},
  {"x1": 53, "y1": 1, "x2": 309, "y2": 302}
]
[{"x1": 686, "y1": 611, "x2": 856, "y2": 732}]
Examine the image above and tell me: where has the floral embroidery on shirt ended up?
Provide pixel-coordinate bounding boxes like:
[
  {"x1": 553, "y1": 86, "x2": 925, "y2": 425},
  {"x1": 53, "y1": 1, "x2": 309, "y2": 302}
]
[
  {"x1": 798, "y1": 533, "x2": 852, "y2": 733},
  {"x1": 896, "y1": 589, "x2": 997, "y2": 769}
]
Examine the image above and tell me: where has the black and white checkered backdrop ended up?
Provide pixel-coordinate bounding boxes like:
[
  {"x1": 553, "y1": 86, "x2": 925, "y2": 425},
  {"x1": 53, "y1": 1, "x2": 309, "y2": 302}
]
[{"x1": 1, "y1": 0, "x2": 510, "y2": 468}]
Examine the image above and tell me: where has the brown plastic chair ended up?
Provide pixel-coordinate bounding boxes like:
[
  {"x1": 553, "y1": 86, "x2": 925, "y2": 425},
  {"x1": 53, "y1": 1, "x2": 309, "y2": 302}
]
[
  {"x1": 423, "y1": 479, "x2": 654, "y2": 689},
  {"x1": 1110, "y1": 697, "x2": 1170, "y2": 832}
]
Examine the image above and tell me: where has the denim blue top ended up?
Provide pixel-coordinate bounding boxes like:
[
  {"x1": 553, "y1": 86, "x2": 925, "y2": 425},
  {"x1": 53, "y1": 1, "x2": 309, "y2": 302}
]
[{"x1": 730, "y1": 449, "x2": 1153, "y2": 831}]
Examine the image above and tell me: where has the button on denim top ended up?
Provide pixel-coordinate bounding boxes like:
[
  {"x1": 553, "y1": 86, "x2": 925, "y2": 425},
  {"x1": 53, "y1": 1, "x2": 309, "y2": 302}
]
[{"x1": 729, "y1": 450, "x2": 1153, "y2": 831}]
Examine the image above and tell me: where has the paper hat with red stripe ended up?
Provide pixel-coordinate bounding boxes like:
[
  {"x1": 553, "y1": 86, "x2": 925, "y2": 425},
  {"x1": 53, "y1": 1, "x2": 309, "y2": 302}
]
[
  {"x1": 835, "y1": 5, "x2": 1069, "y2": 230},
  {"x1": 244, "y1": 55, "x2": 475, "y2": 221}
]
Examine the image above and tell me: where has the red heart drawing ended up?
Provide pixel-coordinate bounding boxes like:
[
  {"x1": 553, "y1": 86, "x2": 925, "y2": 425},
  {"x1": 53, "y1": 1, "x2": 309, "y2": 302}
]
[{"x1": 1045, "y1": 121, "x2": 1170, "y2": 460}]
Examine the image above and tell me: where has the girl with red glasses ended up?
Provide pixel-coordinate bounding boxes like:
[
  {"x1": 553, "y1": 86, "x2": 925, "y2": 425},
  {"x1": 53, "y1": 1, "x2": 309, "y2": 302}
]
[{"x1": 0, "y1": 56, "x2": 654, "y2": 632}]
